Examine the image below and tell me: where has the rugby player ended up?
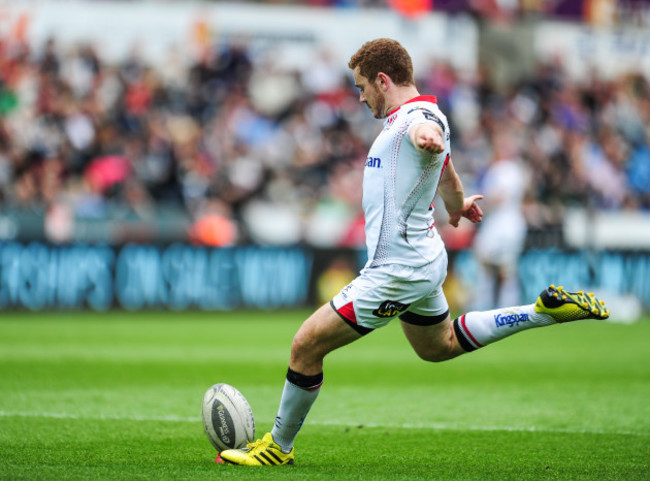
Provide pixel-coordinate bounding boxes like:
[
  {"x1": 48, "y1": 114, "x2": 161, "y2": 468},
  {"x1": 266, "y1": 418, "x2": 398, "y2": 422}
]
[{"x1": 218, "y1": 38, "x2": 609, "y2": 466}]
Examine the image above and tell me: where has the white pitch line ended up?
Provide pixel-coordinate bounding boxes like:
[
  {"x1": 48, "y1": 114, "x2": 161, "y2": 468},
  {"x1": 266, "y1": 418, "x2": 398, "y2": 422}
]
[
  {"x1": 0, "y1": 411, "x2": 646, "y2": 437},
  {"x1": 0, "y1": 411, "x2": 199, "y2": 423}
]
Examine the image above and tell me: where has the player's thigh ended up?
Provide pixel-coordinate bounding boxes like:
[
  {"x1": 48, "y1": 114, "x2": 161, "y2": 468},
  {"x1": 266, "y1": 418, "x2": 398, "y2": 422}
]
[
  {"x1": 395, "y1": 258, "x2": 463, "y2": 361},
  {"x1": 290, "y1": 303, "x2": 363, "y2": 374},
  {"x1": 400, "y1": 314, "x2": 464, "y2": 362}
]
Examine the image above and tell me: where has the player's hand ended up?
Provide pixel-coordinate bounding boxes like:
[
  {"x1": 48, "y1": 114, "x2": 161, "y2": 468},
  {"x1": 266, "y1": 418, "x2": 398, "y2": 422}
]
[
  {"x1": 448, "y1": 195, "x2": 483, "y2": 227},
  {"x1": 412, "y1": 124, "x2": 444, "y2": 154}
]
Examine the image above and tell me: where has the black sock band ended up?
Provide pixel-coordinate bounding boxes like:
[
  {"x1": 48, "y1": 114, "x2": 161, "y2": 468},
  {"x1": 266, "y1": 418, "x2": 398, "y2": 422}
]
[
  {"x1": 287, "y1": 368, "x2": 324, "y2": 391},
  {"x1": 453, "y1": 317, "x2": 478, "y2": 352}
]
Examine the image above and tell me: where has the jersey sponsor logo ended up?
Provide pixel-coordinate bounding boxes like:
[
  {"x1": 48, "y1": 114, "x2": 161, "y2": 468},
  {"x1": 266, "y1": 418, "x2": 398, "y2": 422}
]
[
  {"x1": 407, "y1": 106, "x2": 434, "y2": 115},
  {"x1": 365, "y1": 156, "x2": 382, "y2": 168},
  {"x1": 408, "y1": 106, "x2": 446, "y2": 132},
  {"x1": 494, "y1": 313, "x2": 529, "y2": 328},
  {"x1": 372, "y1": 300, "x2": 410, "y2": 318}
]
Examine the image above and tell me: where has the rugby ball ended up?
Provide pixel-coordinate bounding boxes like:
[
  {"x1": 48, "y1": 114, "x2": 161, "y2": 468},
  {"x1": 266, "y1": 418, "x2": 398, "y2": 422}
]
[{"x1": 201, "y1": 383, "x2": 255, "y2": 452}]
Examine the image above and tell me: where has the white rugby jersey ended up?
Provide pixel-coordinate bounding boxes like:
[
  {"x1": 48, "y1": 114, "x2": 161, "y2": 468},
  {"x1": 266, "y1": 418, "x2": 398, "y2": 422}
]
[{"x1": 362, "y1": 95, "x2": 450, "y2": 268}]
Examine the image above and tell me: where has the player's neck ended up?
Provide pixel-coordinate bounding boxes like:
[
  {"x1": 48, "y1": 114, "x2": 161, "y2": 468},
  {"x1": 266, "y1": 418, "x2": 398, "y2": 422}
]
[{"x1": 383, "y1": 85, "x2": 421, "y2": 117}]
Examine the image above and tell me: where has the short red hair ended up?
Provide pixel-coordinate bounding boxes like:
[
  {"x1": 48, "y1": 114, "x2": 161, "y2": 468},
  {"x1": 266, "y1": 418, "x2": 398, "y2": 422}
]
[{"x1": 348, "y1": 38, "x2": 414, "y2": 86}]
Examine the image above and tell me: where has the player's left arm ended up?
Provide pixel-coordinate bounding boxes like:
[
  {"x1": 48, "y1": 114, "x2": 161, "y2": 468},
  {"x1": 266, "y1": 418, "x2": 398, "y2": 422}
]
[
  {"x1": 409, "y1": 123, "x2": 445, "y2": 154},
  {"x1": 439, "y1": 159, "x2": 484, "y2": 227}
]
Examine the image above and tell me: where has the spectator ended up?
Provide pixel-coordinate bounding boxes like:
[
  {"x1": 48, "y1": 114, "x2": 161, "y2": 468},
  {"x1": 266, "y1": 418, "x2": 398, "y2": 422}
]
[
  {"x1": 0, "y1": 33, "x2": 647, "y2": 249},
  {"x1": 472, "y1": 132, "x2": 529, "y2": 308}
]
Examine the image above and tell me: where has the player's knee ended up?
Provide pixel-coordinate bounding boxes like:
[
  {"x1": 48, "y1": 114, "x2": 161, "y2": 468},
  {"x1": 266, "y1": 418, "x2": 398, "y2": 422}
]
[
  {"x1": 290, "y1": 334, "x2": 308, "y2": 359},
  {"x1": 290, "y1": 332, "x2": 322, "y2": 365}
]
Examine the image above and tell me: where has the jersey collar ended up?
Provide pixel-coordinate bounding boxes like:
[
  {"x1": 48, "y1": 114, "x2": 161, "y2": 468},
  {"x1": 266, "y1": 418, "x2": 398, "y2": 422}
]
[{"x1": 386, "y1": 95, "x2": 437, "y2": 117}]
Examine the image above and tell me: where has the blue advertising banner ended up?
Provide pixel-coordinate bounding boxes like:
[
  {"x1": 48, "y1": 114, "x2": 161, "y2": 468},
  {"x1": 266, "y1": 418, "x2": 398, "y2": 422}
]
[
  {"x1": 0, "y1": 243, "x2": 648, "y2": 311},
  {"x1": 453, "y1": 248, "x2": 650, "y2": 310},
  {"x1": 0, "y1": 243, "x2": 313, "y2": 311}
]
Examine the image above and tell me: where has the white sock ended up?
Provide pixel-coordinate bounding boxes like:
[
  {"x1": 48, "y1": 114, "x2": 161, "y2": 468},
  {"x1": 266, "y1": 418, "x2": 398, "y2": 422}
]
[
  {"x1": 270, "y1": 369, "x2": 323, "y2": 453},
  {"x1": 453, "y1": 304, "x2": 555, "y2": 351}
]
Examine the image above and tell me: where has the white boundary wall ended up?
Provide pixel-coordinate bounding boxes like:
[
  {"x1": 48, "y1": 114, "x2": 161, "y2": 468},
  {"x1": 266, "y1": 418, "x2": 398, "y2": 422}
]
[
  {"x1": 1, "y1": 2, "x2": 649, "y2": 80},
  {"x1": 0, "y1": 1, "x2": 478, "y2": 74},
  {"x1": 535, "y1": 20, "x2": 650, "y2": 80}
]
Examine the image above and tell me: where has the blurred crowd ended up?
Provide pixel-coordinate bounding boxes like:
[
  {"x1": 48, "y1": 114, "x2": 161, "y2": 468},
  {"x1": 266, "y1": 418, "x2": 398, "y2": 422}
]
[{"x1": 0, "y1": 34, "x2": 648, "y2": 247}]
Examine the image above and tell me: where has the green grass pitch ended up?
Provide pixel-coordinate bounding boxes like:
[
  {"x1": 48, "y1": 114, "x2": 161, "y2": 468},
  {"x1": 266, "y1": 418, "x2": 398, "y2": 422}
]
[{"x1": 1, "y1": 309, "x2": 648, "y2": 480}]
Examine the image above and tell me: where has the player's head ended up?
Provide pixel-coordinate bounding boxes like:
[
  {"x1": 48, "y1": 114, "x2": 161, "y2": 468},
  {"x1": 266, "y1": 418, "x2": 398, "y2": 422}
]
[
  {"x1": 349, "y1": 38, "x2": 414, "y2": 87},
  {"x1": 348, "y1": 38, "x2": 415, "y2": 118}
]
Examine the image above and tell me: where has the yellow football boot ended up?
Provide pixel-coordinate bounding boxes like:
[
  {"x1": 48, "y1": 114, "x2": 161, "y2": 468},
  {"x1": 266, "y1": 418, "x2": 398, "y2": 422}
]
[
  {"x1": 218, "y1": 432, "x2": 294, "y2": 466},
  {"x1": 535, "y1": 285, "x2": 610, "y2": 322}
]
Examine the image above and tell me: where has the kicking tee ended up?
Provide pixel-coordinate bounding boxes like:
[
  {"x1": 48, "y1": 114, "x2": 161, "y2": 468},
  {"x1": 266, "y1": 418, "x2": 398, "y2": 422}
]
[{"x1": 363, "y1": 95, "x2": 450, "y2": 269}]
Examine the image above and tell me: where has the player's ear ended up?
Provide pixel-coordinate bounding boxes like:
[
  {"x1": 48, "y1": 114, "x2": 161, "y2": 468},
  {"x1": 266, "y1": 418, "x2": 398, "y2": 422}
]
[{"x1": 376, "y1": 72, "x2": 390, "y2": 90}]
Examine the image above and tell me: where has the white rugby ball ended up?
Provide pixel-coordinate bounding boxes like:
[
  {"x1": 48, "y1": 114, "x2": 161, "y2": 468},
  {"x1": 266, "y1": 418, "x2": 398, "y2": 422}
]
[{"x1": 201, "y1": 383, "x2": 255, "y2": 452}]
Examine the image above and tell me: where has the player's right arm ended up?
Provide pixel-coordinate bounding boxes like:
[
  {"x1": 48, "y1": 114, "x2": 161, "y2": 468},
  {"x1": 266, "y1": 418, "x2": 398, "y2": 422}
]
[
  {"x1": 438, "y1": 159, "x2": 484, "y2": 227},
  {"x1": 409, "y1": 123, "x2": 445, "y2": 154}
]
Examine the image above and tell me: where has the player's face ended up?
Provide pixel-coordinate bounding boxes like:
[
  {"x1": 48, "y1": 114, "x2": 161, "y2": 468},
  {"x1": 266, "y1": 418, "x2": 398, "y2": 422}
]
[{"x1": 353, "y1": 67, "x2": 386, "y2": 119}]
